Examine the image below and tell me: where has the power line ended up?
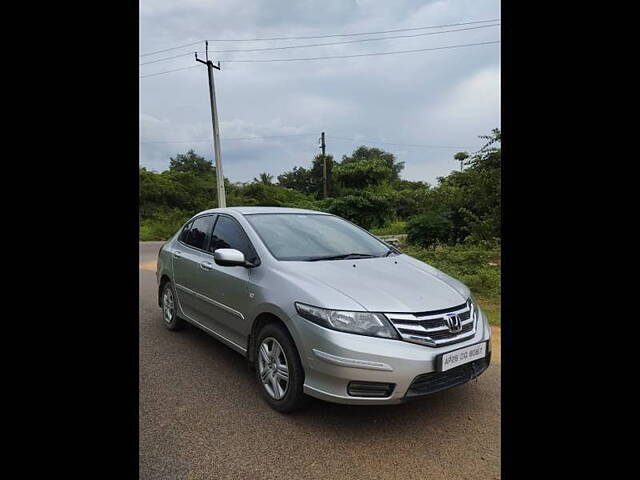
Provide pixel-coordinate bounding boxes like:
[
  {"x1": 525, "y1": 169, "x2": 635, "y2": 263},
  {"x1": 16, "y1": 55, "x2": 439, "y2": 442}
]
[
  {"x1": 218, "y1": 40, "x2": 500, "y2": 63},
  {"x1": 140, "y1": 51, "x2": 195, "y2": 66},
  {"x1": 139, "y1": 40, "x2": 500, "y2": 78},
  {"x1": 331, "y1": 136, "x2": 478, "y2": 149},
  {"x1": 139, "y1": 134, "x2": 478, "y2": 149},
  {"x1": 140, "y1": 133, "x2": 316, "y2": 144},
  {"x1": 140, "y1": 40, "x2": 203, "y2": 58},
  {"x1": 210, "y1": 23, "x2": 499, "y2": 53},
  {"x1": 205, "y1": 19, "x2": 500, "y2": 42},
  {"x1": 139, "y1": 19, "x2": 499, "y2": 57},
  {"x1": 139, "y1": 23, "x2": 499, "y2": 66},
  {"x1": 139, "y1": 65, "x2": 200, "y2": 78}
]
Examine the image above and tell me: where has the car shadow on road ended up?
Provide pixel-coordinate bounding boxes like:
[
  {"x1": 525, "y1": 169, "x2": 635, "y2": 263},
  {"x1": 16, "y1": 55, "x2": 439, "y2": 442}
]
[{"x1": 295, "y1": 382, "x2": 488, "y2": 435}]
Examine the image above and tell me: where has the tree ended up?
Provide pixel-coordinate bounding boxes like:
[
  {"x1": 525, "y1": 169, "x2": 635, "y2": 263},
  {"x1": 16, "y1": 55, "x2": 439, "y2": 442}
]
[
  {"x1": 254, "y1": 172, "x2": 274, "y2": 185},
  {"x1": 277, "y1": 166, "x2": 313, "y2": 194},
  {"x1": 277, "y1": 154, "x2": 335, "y2": 198},
  {"x1": 454, "y1": 151, "x2": 469, "y2": 171},
  {"x1": 334, "y1": 146, "x2": 404, "y2": 190},
  {"x1": 479, "y1": 128, "x2": 501, "y2": 150},
  {"x1": 141, "y1": 129, "x2": 501, "y2": 243},
  {"x1": 341, "y1": 146, "x2": 405, "y2": 180},
  {"x1": 169, "y1": 150, "x2": 215, "y2": 176},
  {"x1": 421, "y1": 129, "x2": 501, "y2": 243},
  {"x1": 325, "y1": 190, "x2": 395, "y2": 230}
]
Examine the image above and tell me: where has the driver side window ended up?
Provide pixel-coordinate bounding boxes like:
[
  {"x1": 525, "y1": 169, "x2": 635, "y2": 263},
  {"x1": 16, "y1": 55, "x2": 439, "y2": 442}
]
[{"x1": 209, "y1": 216, "x2": 258, "y2": 264}]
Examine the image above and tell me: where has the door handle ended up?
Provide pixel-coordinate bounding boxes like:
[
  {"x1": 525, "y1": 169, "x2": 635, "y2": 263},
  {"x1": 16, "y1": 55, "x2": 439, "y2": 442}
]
[
  {"x1": 200, "y1": 261, "x2": 213, "y2": 271},
  {"x1": 173, "y1": 250, "x2": 182, "y2": 258}
]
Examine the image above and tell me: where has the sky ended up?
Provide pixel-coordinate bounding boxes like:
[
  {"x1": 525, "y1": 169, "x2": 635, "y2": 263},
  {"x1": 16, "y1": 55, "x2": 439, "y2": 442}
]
[{"x1": 139, "y1": 0, "x2": 500, "y2": 185}]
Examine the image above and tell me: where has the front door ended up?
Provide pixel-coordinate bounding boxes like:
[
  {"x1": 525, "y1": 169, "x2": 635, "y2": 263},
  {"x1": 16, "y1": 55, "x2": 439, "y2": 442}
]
[{"x1": 197, "y1": 215, "x2": 259, "y2": 348}]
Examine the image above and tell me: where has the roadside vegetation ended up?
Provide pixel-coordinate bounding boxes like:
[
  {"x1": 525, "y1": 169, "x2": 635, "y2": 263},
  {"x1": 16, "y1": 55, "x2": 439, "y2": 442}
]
[
  {"x1": 403, "y1": 243, "x2": 501, "y2": 325},
  {"x1": 140, "y1": 128, "x2": 501, "y2": 324},
  {"x1": 370, "y1": 220, "x2": 407, "y2": 236}
]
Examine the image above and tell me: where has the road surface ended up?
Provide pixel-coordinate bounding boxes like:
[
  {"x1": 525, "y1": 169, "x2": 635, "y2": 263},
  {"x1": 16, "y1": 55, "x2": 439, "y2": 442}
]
[{"x1": 139, "y1": 242, "x2": 500, "y2": 479}]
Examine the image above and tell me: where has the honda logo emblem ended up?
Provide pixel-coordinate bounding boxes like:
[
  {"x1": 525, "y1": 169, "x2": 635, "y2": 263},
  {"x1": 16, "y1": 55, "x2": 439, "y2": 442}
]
[{"x1": 445, "y1": 314, "x2": 462, "y2": 333}]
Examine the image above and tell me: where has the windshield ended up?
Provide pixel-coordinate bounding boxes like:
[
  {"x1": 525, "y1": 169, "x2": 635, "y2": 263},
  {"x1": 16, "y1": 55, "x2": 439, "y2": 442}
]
[{"x1": 245, "y1": 213, "x2": 390, "y2": 261}]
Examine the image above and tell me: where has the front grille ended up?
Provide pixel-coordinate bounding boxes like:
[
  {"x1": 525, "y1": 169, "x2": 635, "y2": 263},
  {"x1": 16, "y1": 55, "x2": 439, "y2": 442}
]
[
  {"x1": 422, "y1": 321, "x2": 474, "y2": 340},
  {"x1": 385, "y1": 300, "x2": 477, "y2": 347},
  {"x1": 405, "y1": 354, "x2": 491, "y2": 399}
]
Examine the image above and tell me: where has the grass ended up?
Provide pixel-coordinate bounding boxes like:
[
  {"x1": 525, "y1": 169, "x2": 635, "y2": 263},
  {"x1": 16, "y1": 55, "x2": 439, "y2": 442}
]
[
  {"x1": 140, "y1": 221, "x2": 178, "y2": 241},
  {"x1": 370, "y1": 220, "x2": 407, "y2": 236},
  {"x1": 474, "y1": 294, "x2": 501, "y2": 326},
  {"x1": 140, "y1": 210, "x2": 191, "y2": 241},
  {"x1": 402, "y1": 242, "x2": 501, "y2": 326}
]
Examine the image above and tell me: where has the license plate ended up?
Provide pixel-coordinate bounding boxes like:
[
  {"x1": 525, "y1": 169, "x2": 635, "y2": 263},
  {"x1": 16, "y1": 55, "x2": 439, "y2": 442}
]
[{"x1": 438, "y1": 342, "x2": 487, "y2": 372}]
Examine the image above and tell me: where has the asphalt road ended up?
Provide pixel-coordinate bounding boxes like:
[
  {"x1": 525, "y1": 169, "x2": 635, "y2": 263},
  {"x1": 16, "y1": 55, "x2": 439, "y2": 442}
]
[{"x1": 139, "y1": 242, "x2": 501, "y2": 480}]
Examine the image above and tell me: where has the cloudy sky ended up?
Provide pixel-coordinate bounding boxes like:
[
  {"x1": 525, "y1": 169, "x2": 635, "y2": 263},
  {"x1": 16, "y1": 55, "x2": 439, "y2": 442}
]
[{"x1": 139, "y1": 0, "x2": 500, "y2": 185}]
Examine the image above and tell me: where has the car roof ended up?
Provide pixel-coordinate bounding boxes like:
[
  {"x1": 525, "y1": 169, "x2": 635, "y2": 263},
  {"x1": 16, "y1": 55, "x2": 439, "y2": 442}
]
[{"x1": 196, "y1": 206, "x2": 331, "y2": 216}]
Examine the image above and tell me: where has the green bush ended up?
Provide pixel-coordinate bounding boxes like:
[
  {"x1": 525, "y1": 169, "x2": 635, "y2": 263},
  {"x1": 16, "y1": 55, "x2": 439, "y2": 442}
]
[
  {"x1": 139, "y1": 208, "x2": 192, "y2": 241},
  {"x1": 406, "y1": 211, "x2": 453, "y2": 247},
  {"x1": 403, "y1": 242, "x2": 501, "y2": 325},
  {"x1": 325, "y1": 190, "x2": 395, "y2": 229},
  {"x1": 139, "y1": 129, "x2": 500, "y2": 246},
  {"x1": 370, "y1": 220, "x2": 407, "y2": 236}
]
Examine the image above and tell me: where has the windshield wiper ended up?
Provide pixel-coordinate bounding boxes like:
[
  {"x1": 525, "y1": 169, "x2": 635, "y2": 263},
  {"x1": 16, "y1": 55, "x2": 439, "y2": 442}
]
[{"x1": 307, "y1": 253, "x2": 377, "y2": 262}]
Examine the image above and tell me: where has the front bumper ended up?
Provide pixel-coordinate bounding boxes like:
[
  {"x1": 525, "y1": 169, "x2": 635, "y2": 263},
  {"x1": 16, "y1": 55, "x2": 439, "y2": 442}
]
[{"x1": 297, "y1": 309, "x2": 492, "y2": 405}]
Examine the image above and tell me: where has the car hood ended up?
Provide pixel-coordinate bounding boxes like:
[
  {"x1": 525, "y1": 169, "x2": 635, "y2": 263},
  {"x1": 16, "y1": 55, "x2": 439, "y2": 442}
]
[{"x1": 281, "y1": 254, "x2": 469, "y2": 312}]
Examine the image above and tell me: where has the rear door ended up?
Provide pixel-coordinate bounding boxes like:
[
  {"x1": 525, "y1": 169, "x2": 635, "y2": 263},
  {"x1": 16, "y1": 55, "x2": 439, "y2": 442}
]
[
  {"x1": 199, "y1": 214, "x2": 260, "y2": 348},
  {"x1": 172, "y1": 214, "x2": 217, "y2": 325}
]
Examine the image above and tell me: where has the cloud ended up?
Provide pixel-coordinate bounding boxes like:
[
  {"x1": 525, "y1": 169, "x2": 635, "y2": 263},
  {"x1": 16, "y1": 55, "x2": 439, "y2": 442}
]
[{"x1": 139, "y1": 0, "x2": 500, "y2": 183}]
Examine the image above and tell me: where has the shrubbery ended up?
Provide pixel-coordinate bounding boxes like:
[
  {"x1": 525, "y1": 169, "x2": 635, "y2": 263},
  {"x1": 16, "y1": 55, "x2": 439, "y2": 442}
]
[
  {"x1": 406, "y1": 211, "x2": 453, "y2": 247},
  {"x1": 139, "y1": 207, "x2": 191, "y2": 241},
  {"x1": 403, "y1": 242, "x2": 500, "y2": 297},
  {"x1": 370, "y1": 220, "x2": 407, "y2": 236},
  {"x1": 403, "y1": 242, "x2": 501, "y2": 325},
  {"x1": 139, "y1": 129, "x2": 500, "y2": 244},
  {"x1": 324, "y1": 190, "x2": 395, "y2": 230}
]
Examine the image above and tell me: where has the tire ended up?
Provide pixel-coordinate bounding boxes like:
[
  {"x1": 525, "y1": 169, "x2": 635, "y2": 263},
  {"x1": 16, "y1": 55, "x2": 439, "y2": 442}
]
[
  {"x1": 161, "y1": 282, "x2": 185, "y2": 331},
  {"x1": 254, "y1": 322, "x2": 308, "y2": 413}
]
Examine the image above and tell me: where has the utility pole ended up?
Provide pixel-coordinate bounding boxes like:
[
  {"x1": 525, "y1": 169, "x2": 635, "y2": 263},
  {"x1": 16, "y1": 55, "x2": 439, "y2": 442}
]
[
  {"x1": 319, "y1": 131, "x2": 327, "y2": 199},
  {"x1": 196, "y1": 41, "x2": 226, "y2": 208}
]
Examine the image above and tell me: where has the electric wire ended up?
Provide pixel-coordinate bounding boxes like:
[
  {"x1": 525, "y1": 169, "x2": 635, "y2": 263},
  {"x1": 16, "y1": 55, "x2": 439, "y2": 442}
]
[
  {"x1": 140, "y1": 23, "x2": 499, "y2": 65},
  {"x1": 139, "y1": 18, "x2": 500, "y2": 57},
  {"x1": 139, "y1": 40, "x2": 499, "y2": 77}
]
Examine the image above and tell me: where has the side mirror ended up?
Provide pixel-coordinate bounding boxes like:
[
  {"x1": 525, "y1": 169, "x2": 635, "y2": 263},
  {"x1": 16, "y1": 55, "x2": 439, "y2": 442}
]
[{"x1": 214, "y1": 248, "x2": 250, "y2": 267}]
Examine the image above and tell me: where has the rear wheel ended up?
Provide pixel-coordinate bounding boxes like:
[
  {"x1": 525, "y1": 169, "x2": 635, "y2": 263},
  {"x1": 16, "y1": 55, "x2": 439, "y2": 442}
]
[
  {"x1": 161, "y1": 282, "x2": 185, "y2": 331},
  {"x1": 255, "y1": 323, "x2": 307, "y2": 413}
]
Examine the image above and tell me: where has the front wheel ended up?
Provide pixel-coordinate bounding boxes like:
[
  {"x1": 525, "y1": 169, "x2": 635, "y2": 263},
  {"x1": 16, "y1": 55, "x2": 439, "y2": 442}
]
[
  {"x1": 161, "y1": 282, "x2": 185, "y2": 331},
  {"x1": 254, "y1": 323, "x2": 308, "y2": 413}
]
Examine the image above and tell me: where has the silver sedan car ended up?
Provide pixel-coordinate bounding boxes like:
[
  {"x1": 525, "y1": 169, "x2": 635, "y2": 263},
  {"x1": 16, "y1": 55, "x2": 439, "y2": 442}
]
[{"x1": 157, "y1": 207, "x2": 491, "y2": 412}]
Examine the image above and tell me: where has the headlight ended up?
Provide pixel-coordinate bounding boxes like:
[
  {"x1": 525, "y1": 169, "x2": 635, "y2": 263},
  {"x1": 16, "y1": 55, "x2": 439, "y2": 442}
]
[
  {"x1": 295, "y1": 303, "x2": 399, "y2": 339},
  {"x1": 468, "y1": 294, "x2": 480, "y2": 322}
]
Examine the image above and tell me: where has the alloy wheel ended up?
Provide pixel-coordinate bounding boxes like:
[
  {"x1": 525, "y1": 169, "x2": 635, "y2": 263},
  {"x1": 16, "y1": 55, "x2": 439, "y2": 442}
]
[
  {"x1": 258, "y1": 337, "x2": 289, "y2": 400},
  {"x1": 162, "y1": 287, "x2": 175, "y2": 324}
]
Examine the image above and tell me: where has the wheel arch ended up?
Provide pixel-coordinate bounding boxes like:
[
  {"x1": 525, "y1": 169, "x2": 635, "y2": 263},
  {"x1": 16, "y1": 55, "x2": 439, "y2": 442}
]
[
  {"x1": 247, "y1": 311, "x2": 299, "y2": 366},
  {"x1": 158, "y1": 274, "x2": 172, "y2": 307}
]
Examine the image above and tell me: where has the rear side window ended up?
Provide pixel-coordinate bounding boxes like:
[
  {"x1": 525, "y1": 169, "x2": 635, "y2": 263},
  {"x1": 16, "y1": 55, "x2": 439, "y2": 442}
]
[
  {"x1": 209, "y1": 216, "x2": 258, "y2": 263},
  {"x1": 184, "y1": 216, "x2": 215, "y2": 250},
  {"x1": 179, "y1": 220, "x2": 193, "y2": 243}
]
